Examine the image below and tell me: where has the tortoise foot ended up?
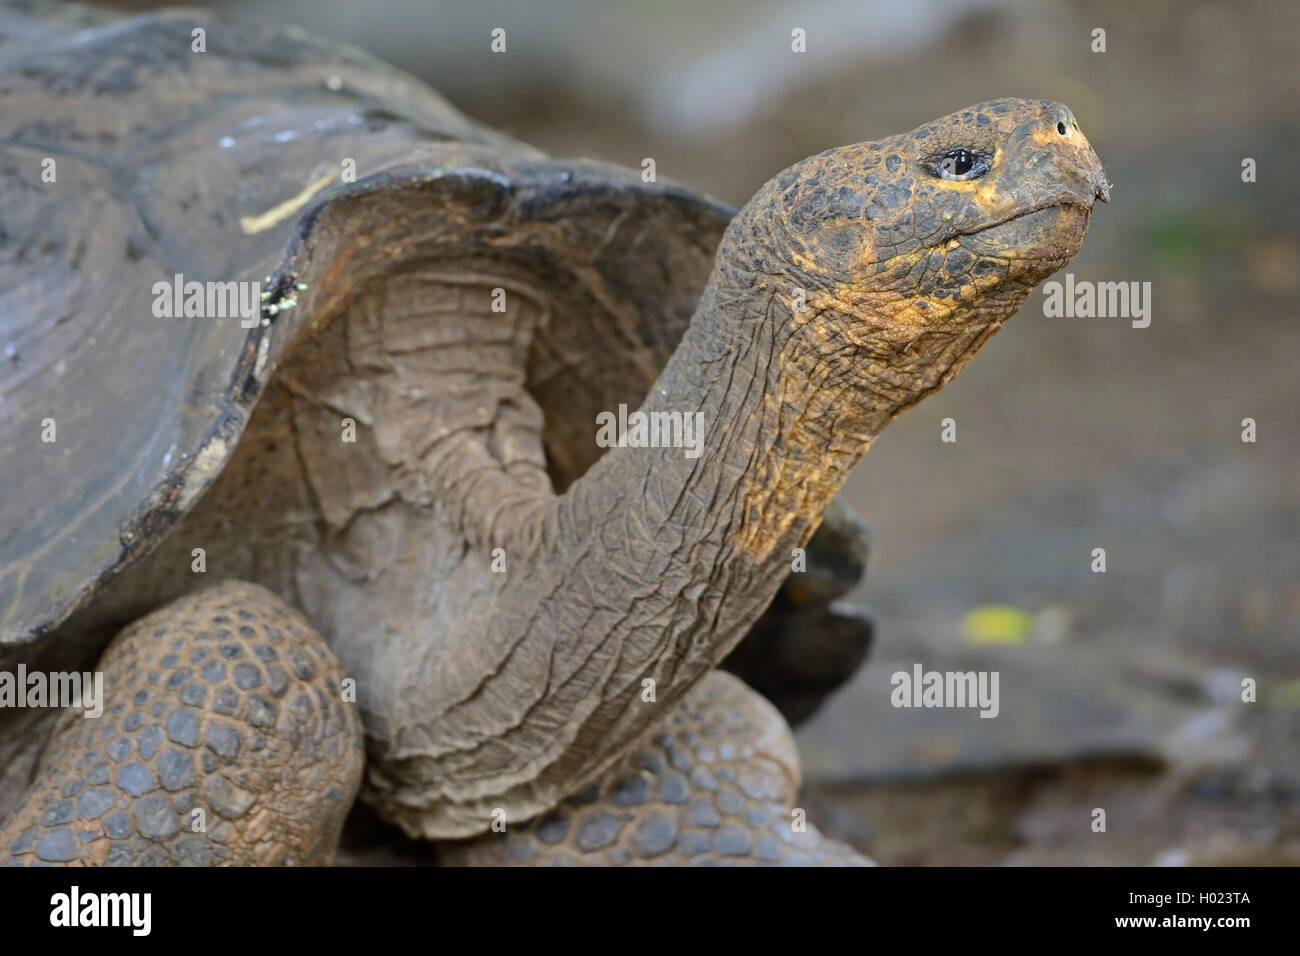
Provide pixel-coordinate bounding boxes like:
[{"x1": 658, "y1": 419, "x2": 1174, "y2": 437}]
[{"x1": 0, "y1": 581, "x2": 363, "y2": 866}]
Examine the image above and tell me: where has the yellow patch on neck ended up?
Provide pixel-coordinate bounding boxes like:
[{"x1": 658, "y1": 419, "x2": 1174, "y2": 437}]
[{"x1": 731, "y1": 262, "x2": 1009, "y2": 561}]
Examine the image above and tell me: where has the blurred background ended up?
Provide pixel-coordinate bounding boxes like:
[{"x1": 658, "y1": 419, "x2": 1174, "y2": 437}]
[{"x1": 108, "y1": 0, "x2": 1300, "y2": 864}]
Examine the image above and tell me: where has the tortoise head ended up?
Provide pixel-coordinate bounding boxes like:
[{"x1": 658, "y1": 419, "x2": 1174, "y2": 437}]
[{"x1": 721, "y1": 98, "x2": 1108, "y2": 418}]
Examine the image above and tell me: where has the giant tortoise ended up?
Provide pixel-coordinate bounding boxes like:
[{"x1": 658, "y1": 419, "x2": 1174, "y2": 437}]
[{"x1": 0, "y1": 3, "x2": 1107, "y2": 866}]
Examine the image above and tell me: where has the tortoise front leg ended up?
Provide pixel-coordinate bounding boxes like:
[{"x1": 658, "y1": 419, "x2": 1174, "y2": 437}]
[
  {"x1": 0, "y1": 582, "x2": 362, "y2": 866},
  {"x1": 438, "y1": 670, "x2": 870, "y2": 866}
]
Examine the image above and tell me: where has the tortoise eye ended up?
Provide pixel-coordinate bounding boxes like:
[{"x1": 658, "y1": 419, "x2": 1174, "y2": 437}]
[{"x1": 935, "y1": 148, "x2": 989, "y2": 181}]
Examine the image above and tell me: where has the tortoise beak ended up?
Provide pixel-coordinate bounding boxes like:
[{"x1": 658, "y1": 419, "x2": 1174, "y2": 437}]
[
  {"x1": 1071, "y1": 123, "x2": 1110, "y2": 204},
  {"x1": 1092, "y1": 169, "x2": 1112, "y2": 204},
  {"x1": 1068, "y1": 140, "x2": 1110, "y2": 205}
]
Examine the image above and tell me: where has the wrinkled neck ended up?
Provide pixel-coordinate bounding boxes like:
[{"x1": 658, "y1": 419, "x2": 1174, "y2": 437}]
[
  {"x1": 439, "y1": 248, "x2": 1017, "y2": 831},
  {"x1": 561, "y1": 226, "x2": 1032, "y2": 574},
  {"x1": 563, "y1": 267, "x2": 878, "y2": 572}
]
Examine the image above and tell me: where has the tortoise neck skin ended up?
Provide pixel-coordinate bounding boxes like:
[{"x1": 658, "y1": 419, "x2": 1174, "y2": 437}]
[{"x1": 509, "y1": 99, "x2": 1107, "y2": 812}]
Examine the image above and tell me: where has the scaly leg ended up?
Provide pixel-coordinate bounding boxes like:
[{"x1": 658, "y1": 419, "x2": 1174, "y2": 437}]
[
  {"x1": 0, "y1": 581, "x2": 363, "y2": 866},
  {"x1": 439, "y1": 670, "x2": 870, "y2": 866}
]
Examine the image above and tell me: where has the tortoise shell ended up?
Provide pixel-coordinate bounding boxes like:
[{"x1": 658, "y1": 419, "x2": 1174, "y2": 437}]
[{"x1": 0, "y1": 5, "x2": 734, "y2": 663}]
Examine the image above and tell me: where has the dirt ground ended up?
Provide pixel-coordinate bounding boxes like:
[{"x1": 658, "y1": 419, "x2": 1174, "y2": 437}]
[{"x1": 107, "y1": 0, "x2": 1300, "y2": 865}]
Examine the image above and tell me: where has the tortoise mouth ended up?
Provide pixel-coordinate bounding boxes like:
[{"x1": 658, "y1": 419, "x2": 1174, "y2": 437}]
[{"x1": 961, "y1": 202, "x2": 1091, "y2": 267}]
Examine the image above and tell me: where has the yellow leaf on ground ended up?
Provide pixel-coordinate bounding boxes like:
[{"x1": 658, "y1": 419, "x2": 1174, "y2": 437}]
[{"x1": 962, "y1": 605, "x2": 1034, "y2": 645}]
